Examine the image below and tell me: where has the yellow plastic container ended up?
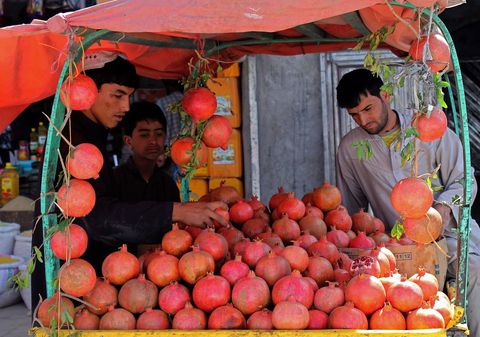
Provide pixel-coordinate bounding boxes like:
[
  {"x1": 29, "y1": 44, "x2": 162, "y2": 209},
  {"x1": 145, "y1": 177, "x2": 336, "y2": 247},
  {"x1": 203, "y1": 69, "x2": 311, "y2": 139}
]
[
  {"x1": 209, "y1": 178, "x2": 244, "y2": 198},
  {"x1": 193, "y1": 162, "x2": 209, "y2": 177},
  {"x1": 177, "y1": 178, "x2": 208, "y2": 202},
  {"x1": 208, "y1": 129, "x2": 242, "y2": 178},
  {"x1": 1, "y1": 163, "x2": 19, "y2": 206},
  {"x1": 207, "y1": 77, "x2": 241, "y2": 128},
  {"x1": 217, "y1": 63, "x2": 240, "y2": 77}
]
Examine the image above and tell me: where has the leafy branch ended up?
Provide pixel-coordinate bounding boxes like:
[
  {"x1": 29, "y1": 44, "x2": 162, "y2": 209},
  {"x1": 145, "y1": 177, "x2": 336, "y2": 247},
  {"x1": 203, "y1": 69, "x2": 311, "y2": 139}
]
[
  {"x1": 391, "y1": 220, "x2": 405, "y2": 240},
  {"x1": 352, "y1": 140, "x2": 373, "y2": 161}
]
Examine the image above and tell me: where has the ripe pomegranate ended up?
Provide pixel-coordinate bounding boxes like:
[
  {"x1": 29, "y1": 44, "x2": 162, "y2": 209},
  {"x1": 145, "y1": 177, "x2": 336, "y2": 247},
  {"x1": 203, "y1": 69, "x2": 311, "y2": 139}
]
[
  {"x1": 387, "y1": 278, "x2": 424, "y2": 312},
  {"x1": 334, "y1": 267, "x2": 352, "y2": 287},
  {"x1": 280, "y1": 243, "x2": 310, "y2": 272},
  {"x1": 345, "y1": 274, "x2": 386, "y2": 315},
  {"x1": 325, "y1": 206, "x2": 352, "y2": 231},
  {"x1": 304, "y1": 276, "x2": 320, "y2": 292},
  {"x1": 297, "y1": 231, "x2": 318, "y2": 250},
  {"x1": 136, "y1": 308, "x2": 170, "y2": 330},
  {"x1": 308, "y1": 309, "x2": 329, "y2": 329},
  {"x1": 371, "y1": 231, "x2": 390, "y2": 246},
  {"x1": 307, "y1": 236, "x2": 340, "y2": 264},
  {"x1": 193, "y1": 273, "x2": 231, "y2": 312},
  {"x1": 232, "y1": 238, "x2": 251, "y2": 257},
  {"x1": 99, "y1": 307, "x2": 136, "y2": 330},
  {"x1": 38, "y1": 293, "x2": 75, "y2": 328},
  {"x1": 229, "y1": 200, "x2": 254, "y2": 224},
  {"x1": 178, "y1": 245, "x2": 215, "y2": 284},
  {"x1": 328, "y1": 301, "x2": 368, "y2": 329},
  {"x1": 313, "y1": 182, "x2": 342, "y2": 212},
  {"x1": 272, "y1": 296, "x2": 310, "y2": 330},
  {"x1": 242, "y1": 240, "x2": 271, "y2": 268},
  {"x1": 258, "y1": 230, "x2": 284, "y2": 248},
  {"x1": 232, "y1": 271, "x2": 271, "y2": 315},
  {"x1": 60, "y1": 74, "x2": 98, "y2": 110},
  {"x1": 314, "y1": 282, "x2": 345, "y2": 314},
  {"x1": 182, "y1": 87, "x2": 217, "y2": 123},
  {"x1": 415, "y1": 107, "x2": 448, "y2": 142},
  {"x1": 272, "y1": 270, "x2": 314, "y2": 308},
  {"x1": 407, "y1": 302, "x2": 445, "y2": 329},
  {"x1": 56, "y1": 179, "x2": 96, "y2": 218},
  {"x1": 218, "y1": 226, "x2": 245, "y2": 254},
  {"x1": 209, "y1": 182, "x2": 241, "y2": 206},
  {"x1": 241, "y1": 218, "x2": 268, "y2": 239},
  {"x1": 83, "y1": 278, "x2": 118, "y2": 315},
  {"x1": 326, "y1": 226, "x2": 350, "y2": 248},
  {"x1": 184, "y1": 226, "x2": 202, "y2": 240},
  {"x1": 272, "y1": 213, "x2": 301, "y2": 243},
  {"x1": 172, "y1": 302, "x2": 207, "y2": 329},
  {"x1": 269, "y1": 187, "x2": 289, "y2": 210},
  {"x1": 74, "y1": 306, "x2": 100, "y2": 330},
  {"x1": 350, "y1": 256, "x2": 381, "y2": 278},
  {"x1": 349, "y1": 231, "x2": 375, "y2": 249},
  {"x1": 302, "y1": 192, "x2": 314, "y2": 205},
  {"x1": 409, "y1": 267, "x2": 439, "y2": 300},
  {"x1": 370, "y1": 302, "x2": 406, "y2": 329},
  {"x1": 66, "y1": 143, "x2": 104, "y2": 180},
  {"x1": 361, "y1": 248, "x2": 391, "y2": 277},
  {"x1": 202, "y1": 115, "x2": 232, "y2": 149},
  {"x1": 194, "y1": 228, "x2": 229, "y2": 262},
  {"x1": 158, "y1": 281, "x2": 191, "y2": 315},
  {"x1": 255, "y1": 252, "x2": 292, "y2": 287},
  {"x1": 247, "y1": 309, "x2": 273, "y2": 330},
  {"x1": 277, "y1": 193, "x2": 306, "y2": 220},
  {"x1": 409, "y1": 33, "x2": 451, "y2": 73},
  {"x1": 433, "y1": 297, "x2": 454, "y2": 326},
  {"x1": 220, "y1": 254, "x2": 250, "y2": 285},
  {"x1": 403, "y1": 207, "x2": 443, "y2": 244},
  {"x1": 170, "y1": 137, "x2": 207, "y2": 169},
  {"x1": 351, "y1": 208, "x2": 375, "y2": 234},
  {"x1": 50, "y1": 224, "x2": 88, "y2": 260},
  {"x1": 161, "y1": 223, "x2": 192, "y2": 257},
  {"x1": 390, "y1": 177, "x2": 433, "y2": 218},
  {"x1": 213, "y1": 208, "x2": 230, "y2": 229},
  {"x1": 118, "y1": 274, "x2": 158, "y2": 314},
  {"x1": 248, "y1": 195, "x2": 267, "y2": 211},
  {"x1": 306, "y1": 256, "x2": 335, "y2": 287},
  {"x1": 102, "y1": 244, "x2": 140, "y2": 285},
  {"x1": 208, "y1": 304, "x2": 246, "y2": 329},
  {"x1": 299, "y1": 212, "x2": 327, "y2": 239},
  {"x1": 59, "y1": 258, "x2": 96, "y2": 297},
  {"x1": 338, "y1": 252, "x2": 353, "y2": 270},
  {"x1": 379, "y1": 245, "x2": 397, "y2": 271},
  {"x1": 146, "y1": 251, "x2": 179, "y2": 287}
]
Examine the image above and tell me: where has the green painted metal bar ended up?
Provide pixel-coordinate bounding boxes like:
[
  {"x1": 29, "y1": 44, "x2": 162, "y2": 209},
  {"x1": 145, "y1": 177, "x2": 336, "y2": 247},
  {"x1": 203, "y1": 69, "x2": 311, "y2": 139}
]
[
  {"x1": 445, "y1": 75, "x2": 460, "y2": 135},
  {"x1": 294, "y1": 23, "x2": 326, "y2": 38},
  {"x1": 40, "y1": 29, "x2": 114, "y2": 297},
  {"x1": 342, "y1": 12, "x2": 371, "y2": 36}
]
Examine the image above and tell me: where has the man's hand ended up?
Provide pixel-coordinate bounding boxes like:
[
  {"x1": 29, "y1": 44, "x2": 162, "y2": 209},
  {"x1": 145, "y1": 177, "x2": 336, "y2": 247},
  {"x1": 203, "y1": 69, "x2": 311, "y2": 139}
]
[
  {"x1": 433, "y1": 202, "x2": 452, "y2": 234},
  {"x1": 172, "y1": 201, "x2": 229, "y2": 228}
]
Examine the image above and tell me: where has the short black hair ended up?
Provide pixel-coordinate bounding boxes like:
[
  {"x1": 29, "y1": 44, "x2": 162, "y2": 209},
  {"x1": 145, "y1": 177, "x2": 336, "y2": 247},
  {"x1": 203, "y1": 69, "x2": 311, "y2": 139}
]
[
  {"x1": 85, "y1": 56, "x2": 139, "y2": 90},
  {"x1": 123, "y1": 101, "x2": 167, "y2": 136},
  {"x1": 336, "y1": 68, "x2": 384, "y2": 109}
]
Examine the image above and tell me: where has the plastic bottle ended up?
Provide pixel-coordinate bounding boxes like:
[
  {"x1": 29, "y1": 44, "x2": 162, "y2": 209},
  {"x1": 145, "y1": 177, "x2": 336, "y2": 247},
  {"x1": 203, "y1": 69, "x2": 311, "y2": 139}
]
[
  {"x1": 1, "y1": 163, "x2": 19, "y2": 205},
  {"x1": 29, "y1": 128, "x2": 38, "y2": 160},
  {"x1": 37, "y1": 122, "x2": 47, "y2": 160},
  {"x1": 17, "y1": 141, "x2": 29, "y2": 161}
]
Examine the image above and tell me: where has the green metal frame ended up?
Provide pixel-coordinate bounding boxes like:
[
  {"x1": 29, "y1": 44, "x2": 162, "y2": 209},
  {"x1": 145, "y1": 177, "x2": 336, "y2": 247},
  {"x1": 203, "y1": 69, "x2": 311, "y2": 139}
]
[{"x1": 39, "y1": 3, "x2": 472, "y2": 328}]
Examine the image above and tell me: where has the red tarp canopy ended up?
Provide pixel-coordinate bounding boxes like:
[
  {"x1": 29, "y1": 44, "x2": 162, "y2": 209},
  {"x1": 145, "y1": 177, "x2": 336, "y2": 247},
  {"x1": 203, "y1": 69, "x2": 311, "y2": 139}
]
[{"x1": 0, "y1": 0, "x2": 455, "y2": 131}]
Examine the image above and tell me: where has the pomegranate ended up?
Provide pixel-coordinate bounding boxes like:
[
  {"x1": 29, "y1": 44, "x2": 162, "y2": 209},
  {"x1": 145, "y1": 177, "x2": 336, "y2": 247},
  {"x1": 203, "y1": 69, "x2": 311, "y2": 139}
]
[
  {"x1": 178, "y1": 245, "x2": 215, "y2": 284},
  {"x1": 229, "y1": 200, "x2": 254, "y2": 224},
  {"x1": 118, "y1": 274, "x2": 158, "y2": 314},
  {"x1": 350, "y1": 256, "x2": 381, "y2": 278},
  {"x1": 306, "y1": 256, "x2": 335, "y2": 287},
  {"x1": 83, "y1": 278, "x2": 118, "y2": 315},
  {"x1": 194, "y1": 228, "x2": 229, "y2": 262},
  {"x1": 60, "y1": 74, "x2": 98, "y2": 110},
  {"x1": 161, "y1": 223, "x2": 192, "y2": 257},
  {"x1": 433, "y1": 297, "x2": 454, "y2": 326},
  {"x1": 272, "y1": 296, "x2": 310, "y2": 330},
  {"x1": 390, "y1": 177, "x2": 433, "y2": 218},
  {"x1": 414, "y1": 107, "x2": 448, "y2": 142},
  {"x1": 361, "y1": 248, "x2": 391, "y2": 277},
  {"x1": 247, "y1": 309, "x2": 273, "y2": 330},
  {"x1": 334, "y1": 267, "x2": 352, "y2": 286},
  {"x1": 146, "y1": 251, "x2": 179, "y2": 287},
  {"x1": 399, "y1": 233, "x2": 416, "y2": 245},
  {"x1": 213, "y1": 208, "x2": 230, "y2": 229},
  {"x1": 209, "y1": 183, "x2": 241, "y2": 206},
  {"x1": 102, "y1": 244, "x2": 140, "y2": 285},
  {"x1": 371, "y1": 231, "x2": 390, "y2": 245},
  {"x1": 370, "y1": 302, "x2": 406, "y2": 329},
  {"x1": 345, "y1": 274, "x2": 386, "y2": 315},
  {"x1": 241, "y1": 218, "x2": 268, "y2": 239},
  {"x1": 158, "y1": 281, "x2": 191, "y2": 315},
  {"x1": 248, "y1": 195, "x2": 266, "y2": 211},
  {"x1": 66, "y1": 143, "x2": 104, "y2": 180},
  {"x1": 172, "y1": 302, "x2": 207, "y2": 330},
  {"x1": 387, "y1": 278, "x2": 424, "y2": 312},
  {"x1": 407, "y1": 302, "x2": 445, "y2": 329},
  {"x1": 208, "y1": 304, "x2": 246, "y2": 329},
  {"x1": 280, "y1": 243, "x2": 310, "y2": 272},
  {"x1": 59, "y1": 258, "x2": 96, "y2": 297},
  {"x1": 304, "y1": 276, "x2": 320, "y2": 292},
  {"x1": 297, "y1": 231, "x2": 318, "y2": 250},
  {"x1": 403, "y1": 207, "x2": 443, "y2": 244},
  {"x1": 140, "y1": 248, "x2": 164, "y2": 272},
  {"x1": 328, "y1": 302, "x2": 368, "y2": 329},
  {"x1": 50, "y1": 224, "x2": 88, "y2": 260},
  {"x1": 182, "y1": 87, "x2": 217, "y2": 122},
  {"x1": 232, "y1": 271, "x2": 271, "y2": 315},
  {"x1": 302, "y1": 192, "x2": 314, "y2": 205},
  {"x1": 242, "y1": 240, "x2": 271, "y2": 268},
  {"x1": 277, "y1": 193, "x2": 306, "y2": 220},
  {"x1": 192, "y1": 273, "x2": 231, "y2": 312},
  {"x1": 136, "y1": 308, "x2": 170, "y2": 330},
  {"x1": 232, "y1": 238, "x2": 251, "y2": 257},
  {"x1": 99, "y1": 307, "x2": 136, "y2": 330},
  {"x1": 307, "y1": 236, "x2": 340, "y2": 264},
  {"x1": 259, "y1": 231, "x2": 284, "y2": 248},
  {"x1": 220, "y1": 254, "x2": 250, "y2": 285},
  {"x1": 255, "y1": 251, "x2": 292, "y2": 286},
  {"x1": 305, "y1": 204, "x2": 324, "y2": 219},
  {"x1": 379, "y1": 245, "x2": 397, "y2": 271},
  {"x1": 409, "y1": 33, "x2": 451, "y2": 73},
  {"x1": 299, "y1": 212, "x2": 328, "y2": 239},
  {"x1": 269, "y1": 187, "x2": 289, "y2": 210},
  {"x1": 338, "y1": 252, "x2": 353, "y2": 270},
  {"x1": 325, "y1": 206, "x2": 352, "y2": 231},
  {"x1": 308, "y1": 309, "x2": 329, "y2": 329},
  {"x1": 313, "y1": 182, "x2": 342, "y2": 212},
  {"x1": 409, "y1": 267, "x2": 439, "y2": 301},
  {"x1": 74, "y1": 307, "x2": 99, "y2": 330},
  {"x1": 170, "y1": 137, "x2": 207, "y2": 169},
  {"x1": 185, "y1": 226, "x2": 202, "y2": 240},
  {"x1": 56, "y1": 179, "x2": 96, "y2": 218},
  {"x1": 326, "y1": 226, "x2": 350, "y2": 248},
  {"x1": 272, "y1": 270, "x2": 314, "y2": 308},
  {"x1": 218, "y1": 226, "x2": 245, "y2": 254},
  {"x1": 314, "y1": 282, "x2": 345, "y2": 314},
  {"x1": 349, "y1": 231, "x2": 375, "y2": 249},
  {"x1": 351, "y1": 208, "x2": 375, "y2": 234},
  {"x1": 373, "y1": 217, "x2": 386, "y2": 232},
  {"x1": 38, "y1": 293, "x2": 75, "y2": 328},
  {"x1": 202, "y1": 115, "x2": 232, "y2": 148}
]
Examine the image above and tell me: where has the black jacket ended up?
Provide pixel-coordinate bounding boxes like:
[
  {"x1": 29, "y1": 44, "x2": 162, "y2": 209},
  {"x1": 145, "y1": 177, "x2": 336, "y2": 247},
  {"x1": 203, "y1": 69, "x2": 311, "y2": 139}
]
[{"x1": 32, "y1": 111, "x2": 178, "y2": 310}]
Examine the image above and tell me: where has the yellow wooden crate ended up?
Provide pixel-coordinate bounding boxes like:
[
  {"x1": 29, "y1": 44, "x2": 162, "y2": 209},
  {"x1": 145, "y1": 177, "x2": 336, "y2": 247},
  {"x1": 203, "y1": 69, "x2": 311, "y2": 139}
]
[
  {"x1": 208, "y1": 129, "x2": 242, "y2": 178},
  {"x1": 207, "y1": 77, "x2": 241, "y2": 128}
]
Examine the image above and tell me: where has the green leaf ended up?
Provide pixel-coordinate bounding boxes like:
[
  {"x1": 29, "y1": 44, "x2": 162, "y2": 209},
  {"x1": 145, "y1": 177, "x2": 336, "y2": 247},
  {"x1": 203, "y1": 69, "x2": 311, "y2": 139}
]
[
  {"x1": 432, "y1": 185, "x2": 443, "y2": 192},
  {"x1": 391, "y1": 221, "x2": 405, "y2": 240},
  {"x1": 451, "y1": 194, "x2": 463, "y2": 205},
  {"x1": 34, "y1": 246, "x2": 43, "y2": 263},
  {"x1": 425, "y1": 176, "x2": 432, "y2": 189},
  {"x1": 400, "y1": 141, "x2": 415, "y2": 167},
  {"x1": 405, "y1": 127, "x2": 419, "y2": 139},
  {"x1": 352, "y1": 140, "x2": 373, "y2": 161}
]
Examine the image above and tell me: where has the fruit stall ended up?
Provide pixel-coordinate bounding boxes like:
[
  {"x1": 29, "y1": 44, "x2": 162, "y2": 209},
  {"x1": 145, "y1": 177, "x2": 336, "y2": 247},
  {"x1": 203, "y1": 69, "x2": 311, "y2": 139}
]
[{"x1": 0, "y1": 0, "x2": 474, "y2": 336}]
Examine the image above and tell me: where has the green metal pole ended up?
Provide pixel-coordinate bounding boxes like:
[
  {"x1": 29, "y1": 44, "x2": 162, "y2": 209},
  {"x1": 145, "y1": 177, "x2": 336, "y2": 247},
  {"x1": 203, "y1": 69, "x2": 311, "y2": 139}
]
[{"x1": 40, "y1": 29, "x2": 114, "y2": 297}]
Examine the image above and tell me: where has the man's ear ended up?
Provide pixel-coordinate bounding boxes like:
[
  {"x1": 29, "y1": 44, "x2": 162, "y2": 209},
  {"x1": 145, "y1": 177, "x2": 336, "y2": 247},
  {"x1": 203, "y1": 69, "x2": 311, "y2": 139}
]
[
  {"x1": 123, "y1": 135, "x2": 132, "y2": 148},
  {"x1": 380, "y1": 91, "x2": 391, "y2": 104}
]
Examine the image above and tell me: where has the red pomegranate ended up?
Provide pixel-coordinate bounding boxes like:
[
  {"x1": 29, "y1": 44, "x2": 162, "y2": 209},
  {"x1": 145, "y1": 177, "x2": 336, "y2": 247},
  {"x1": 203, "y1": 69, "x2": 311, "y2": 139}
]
[
  {"x1": 161, "y1": 223, "x2": 192, "y2": 257},
  {"x1": 209, "y1": 183, "x2": 241, "y2": 206},
  {"x1": 170, "y1": 137, "x2": 207, "y2": 169},
  {"x1": 242, "y1": 240, "x2": 271, "y2": 268},
  {"x1": 229, "y1": 200, "x2": 254, "y2": 224},
  {"x1": 74, "y1": 306, "x2": 100, "y2": 330},
  {"x1": 241, "y1": 218, "x2": 268, "y2": 239},
  {"x1": 328, "y1": 302, "x2": 368, "y2": 329},
  {"x1": 350, "y1": 255, "x2": 381, "y2": 278},
  {"x1": 178, "y1": 245, "x2": 215, "y2": 284},
  {"x1": 409, "y1": 267, "x2": 439, "y2": 301},
  {"x1": 272, "y1": 296, "x2": 310, "y2": 330},
  {"x1": 218, "y1": 226, "x2": 245, "y2": 254},
  {"x1": 102, "y1": 244, "x2": 140, "y2": 285},
  {"x1": 60, "y1": 74, "x2": 98, "y2": 110},
  {"x1": 415, "y1": 107, "x2": 448, "y2": 142},
  {"x1": 407, "y1": 302, "x2": 445, "y2": 329},
  {"x1": 361, "y1": 248, "x2": 391, "y2": 277},
  {"x1": 433, "y1": 297, "x2": 454, "y2": 326},
  {"x1": 83, "y1": 278, "x2": 118, "y2": 315},
  {"x1": 38, "y1": 293, "x2": 75, "y2": 328},
  {"x1": 334, "y1": 267, "x2": 352, "y2": 287},
  {"x1": 99, "y1": 307, "x2": 136, "y2": 330},
  {"x1": 202, "y1": 115, "x2": 232, "y2": 149},
  {"x1": 297, "y1": 231, "x2": 318, "y2": 250},
  {"x1": 313, "y1": 182, "x2": 342, "y2": 212},
  {"x1": 390, "y1": 177, "x2": 433, "y2": 218},
  {"x1": 307, "y1": 236, "x2": 340, "y2": 264},
  {"x1": 269, "y1": 187, "x2": 289, "y2": 210},
  {"x1": 208, "y1": 304, "x2": 246, "y2": 329},
  {"x1": 314, "y1": 282, "x2": 345, "y2": 314},
  {"x1": 184, "y1": 226, "x2": 202, "y2": 240},
  {"x1": 255, "y1": 252, "x2": 292, "y2": 287},
  {"x1": 387, "y1": 278, "x2": 424, "y2": 312},
  {"x1": 403, "y1": 207, "x2": 443, "y2": 244},
  {"x1": 194, "y1": 228, "x2": 229, "y2": 262},
  {"x1": 118, "y1": 274, "x2": 158, "y2": 314},
  {"x1": 172, "y1": 302, "x2": 207, "y2": 329},
  {"x1": 349, "y1": 231, "x2": 375, "y2": 249},
  {"x1": 371, "y1": 231, "x2": 390, "y2": 246},
  {"x1": 66, "y1": 143, "x2": 104, "y2": 180},
  {"x1": 379, "y1": 245, "x2": 397, "y2": 271},
  {"x1": 220, "y1": 254, "x2": 250, "y2": 285},
  {"x1": 247, "y1": 309, "x2": 273, "y2": 330},
  {"x1": 213, "y1": 208, "x2": 230, "y2": 229},
  {"x1": 302, "y1": 192, "x2": 314, "y2": 205},
  {"x1": 59, "y1": 258, "x2": 96, "y2": 297},
  {"x1": 345, "y1": 274, "x2": 386, "y2": 315},
  {"x1": 380, "y1": 272, "x2": 401, "y2": 293},
  {"x1": 326, "y1": 226, "x2": 350, "y2": 248},
  {"x1": 306, "y1": 256, "x2": 335, "y2": 287},
  {"x1": 373, "y1": 217, "x2": 386, "y2": 232},
  {"x1": 308, "y1": 309, "x2": 329, "y2": 329},
  {"x1": 136, "y1": 308, "x2": 170, "y2": 330},
  {"x1": 272, "y1": 213, "x2": 301, "y2": 243},
  {"x1": 192, "y1": 273, "x2": 231, "y2": 312},
  {"x1": 232, "y1": 270, "x2": 271, "y2": 315},
  {"x1": 299, "y1": 212, "x2": 327, "y2": 239},
  {"x1": 272, "y1": 270, "x2": 314, "y2": 308},
  {"x1": 50, "y1": 224, "x2": 88, "y2": 260},
  {"x1": 277, "y1": 193, "x2": 306, "y2": 220},
  {"x1": 56, "y1": 179, "x2": 96, "y2": 218},
  {"x1": 248, "y1": 195, "x2": 267, "y2": 211},
  {"x1": 232, "y1": 238, "x2": 251, "y2": 257},
  {"x1": 158, "y1": 281, "x2": 191, "y2": 315},
  {"x1": 351, "y1": 208, "x2": 375, "y2": 234},
  {"x1": 370, "y1": 302, "x2": 406, "y2": 329},
  {"x1": 409, "y1": 33, "x2": 451, "y2": 73},
  {"x1": 280, "y1": 243, "x2": 310, "y2": 272},
  {"x1": 325, "y1": 206, "x2": 352, "y2": 232},
  {"x1": 182, "y1": 87, "x2": 217, "y2": 123}
]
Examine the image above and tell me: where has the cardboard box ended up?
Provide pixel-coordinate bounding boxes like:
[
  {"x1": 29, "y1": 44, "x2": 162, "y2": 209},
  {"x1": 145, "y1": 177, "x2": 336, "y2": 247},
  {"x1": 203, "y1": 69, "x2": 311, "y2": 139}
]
[{"x1": 340, "y1": 238, "x2": 448, "y2": 290}]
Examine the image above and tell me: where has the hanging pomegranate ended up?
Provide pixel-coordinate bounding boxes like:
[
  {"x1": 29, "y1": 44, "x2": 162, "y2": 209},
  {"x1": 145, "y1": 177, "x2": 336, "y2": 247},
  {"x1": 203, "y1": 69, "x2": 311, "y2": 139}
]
[
  {"x1": 56, "y1": 179, "x2": 96, "y2": 218},
  {"x1": 390, "y1": 177, "x2": 433, "y2": 218},
  {"x1": 182, "y1": 87, "x2": 217, "y2": 123},
  {"x1": 403, "y1": 207, "x2": 443, "y2": 244},
  {"x1": 414, "y1": 107, "x2": 448, "y2": 142},
  {"x1": 58, "y1": 258, "x2": 96, "y2": 297},
  {"x1": 201, "y1": 115, "x2": 232, "y2": 149},
  {"x1": 170, "y1": 137, "x2": 207, "y2": 169},
  {"x1": 37, "y1": 293, "x2": 75, "y2": 328},
  {"x1": 60, "y1": 74, "x2": 98, "y2": 111},
  {"x1": 409, "y1": 33, "x2": 451, "y2": 73},
  {"x1": 50, "y1": 224, "x2": 88, "y2": 260},
  {"x1": 66, "y1": 143, "x2": 104, "y2": 180}
]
